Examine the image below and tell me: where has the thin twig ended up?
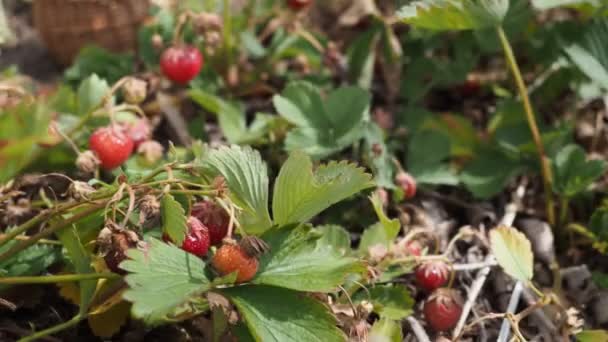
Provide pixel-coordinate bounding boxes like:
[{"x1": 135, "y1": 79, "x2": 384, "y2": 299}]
[
  {"x1": 406, "y1": 316, "x2": 431, "y2": 342},
  {"x1": 453, "y1": 201, "x2": 519, "y2": 338},
  {"x1": 452, "y1": 258, "x2": 497, "y2": 271},
  {"x1": 452, "y1": 254, "x2": 494, "y2": 339},
  {"x1": 497, "y1": 280, "x2": 524, "y2": 342}
]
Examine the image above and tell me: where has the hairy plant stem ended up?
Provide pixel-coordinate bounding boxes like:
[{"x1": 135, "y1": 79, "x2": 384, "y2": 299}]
[
  {"x1": 497, "y1": 27, "x2": 555, "y2": 226},
  {"x1": 0, "y1": 189, "x2": 116, "y2": 249},
  {"x1": 0, "y1": 273, "x2": 119, "y2": 285},
  {"x1": 18, "y1": 314, "x2": 85, "y2": 342},
  {"x1": 0, "y1": 201, "x2": 107, "y2": 264}
]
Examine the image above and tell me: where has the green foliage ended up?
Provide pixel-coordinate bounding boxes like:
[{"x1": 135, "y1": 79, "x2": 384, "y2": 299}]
[
  {"x1": 122, "y1": 239, "x2": 211, "y2": 325},
  {"x1": 357, "y1": 285, "x2": 414, "y2": 320},
  {"x1": 317, "y1": 225, "x2": 352, "y2": 255},
  {"x1": 76, "y1": 74, "x2": 110, "y2": 115},
  {"x1": 190, "y1": 89, "x2": 281, "y2": 145},
  {"x1": 358, "y1": 194, "x2": 401, "y2": 252},
  {"x1": 552, "y1": 144, "x2": 607, "y2": 198},
  {"x1": 576, "y1": 330, "x2": 608, "y2": 342},
  {"x1": 0, "y1": 241, "x2": 60, "y2": 291},
  {"x1": 161, "y1": 194, "x2": 188, "y2": 246},
  {"x1": 460, "y1": 147, "x2": 524, "y2": 198},
  {"x1": 65, "y1": 47, "x2": 134, "y2": 85},
  {"x1": 0, "y1": 102, "x2": 52, "y2": 183},
  {"x1": 254, "y1": 225, "x2": 365, "y2": 292},
  {"x1": 272, "y1": 151, "x2": 374, "y2": 226},
  {"x1": 201, "y1": 145, "x2": 272, "y2": 234},
  {"x1": 589, "y1": 204, "x2": 608, "y2": 244},
  {"x1": 221, "y1": 285, "x2": 346, "y2": 342},
  {"x1": 565, "y1": 18, "x2": 608, "y2": 90},
  {"x1": 56, "y1": 226, "x2": 96, "y2": 314},
  {"x1": 490, "y1": 226, "x2": 534, "y2": 282},
  {"x1": 273, "y1": 82, "x2": 371, "y2": 159},
  {"x1": 398, "y1": 0, "x2": 509, "y2": 31},
  {"x1": 368, "y1": 318, "x2": 403, "y2": 342}
]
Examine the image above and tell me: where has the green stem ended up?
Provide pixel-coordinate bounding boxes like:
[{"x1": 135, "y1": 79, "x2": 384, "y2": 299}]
[
  {"x1": 497, "y1": 27, "x2": 556, "y2": 226},
  {"x1": 18, "y1": 314, "x2": 85, "y2": 342},
  {"x1": 0, "y1": 189, "x2": 115, "y2": 249},
  {"x1": 168, "y1": 189, "x2": 217, "y2": 196},
  {"x1": 0, "y1": 202, "x2": 107, "y2": 264},
  {"x1": 0, "y1": 273, "x2": 119, "y2": 285}
]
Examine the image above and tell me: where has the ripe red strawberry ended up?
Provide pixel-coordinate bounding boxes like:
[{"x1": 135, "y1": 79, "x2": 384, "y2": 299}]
[
  {"x1": 423, "y1": 288, "x2": 463, "y2": 332},
  {"x1": 395, "y1": 171, "x2": 416, "y2": 199},
  {"x1": 415, "y1": 261, "x2": 450, "y2": 292},
  {"x1": 457, "y1": 79, "x2": 481, "y2": 97},
  {"x1": 164, "y1": 216, "x2": 210, "y2": 257},
  {"x1": 191, "y1": 201, "x2": 229, "y2": 245},
  {"x1": 212, "y1": 243, "x2": 258, "y2": 283},
  {"x1": 89, "y1": 126, "x2": 134, "y2": 170},
  {"x1": 287, "y1": 0, "x2": 313, "y2": 10},
  {"x1": 160, "y1": 45, "x2": 203, "y2": 84}
]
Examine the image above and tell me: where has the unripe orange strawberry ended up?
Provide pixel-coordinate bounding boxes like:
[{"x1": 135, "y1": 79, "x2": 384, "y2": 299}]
[{"x1": 212, "y1": 243, "x2": 259, "y2": 283}]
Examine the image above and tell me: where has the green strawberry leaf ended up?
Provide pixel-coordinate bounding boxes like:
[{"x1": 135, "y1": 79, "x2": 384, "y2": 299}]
[
  {"x1": 121, "y1": 239, "x2": 211, "y2": 325},
  {"x1": 398, "y1": 0, "x2": 509, "y2": 31},
  {"x1": 490, "y1": 226, "x2": 534, "y2": 282},
  {"x1": 369, "y1": 318, "x2": 403, "y2": 342},
  {"x1": 0, "y1": 241, "x2": 60, "y2": 291},
  {"x1": 254, "y1": 224, "x2": 365, "y2": 292},
  {"x1": 552, "y1": 144, "x2": 607, "y2": 198},
  {"x1": 317, "y1": 225, "x2": 352, "y2": 255},
  {"x1": 358, "y1": 194, "x2": 401, "y2": 252},
  {"x1": 200, "y1": 145, "x2": 272, "y2": 234},
  {"x1": 589, "y1": 205, "x2": 608, "y2": 243},
  {"x1": 221, "y1": 285, "x2": 346, "y2": 342},
  {"x1": 273, "y1": 151, "x2": 374, "y2": 226},
  {"x1": 161, "y1": 194, "x2": 188, "y2": 246},
  {"x1": 273, "y1": 82, "x2": 371, "y2": 159},
  {"x1": 77, "y1": 74, "x2": 110, "y2": 115},
  {"x1": 354, "y1": 285, "x2": 414, "y2": 320},
  {"x1": 576, "y1": 330, "x2": 608, "y2": 342},
  {"x1": 564, "y1": 18, "x2": 608, "y2": 90},
  {"x1": 189, "y1": 89, "x2": 279, "y2": 144},
  {"x1": 56, "y1": 226, "x2": 96, "y2": 314}
]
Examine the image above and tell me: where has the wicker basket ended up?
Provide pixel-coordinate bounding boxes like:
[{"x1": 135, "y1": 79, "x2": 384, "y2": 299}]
[{"x1": 33, "y1": 0, "x2": 149, "y2": 65}]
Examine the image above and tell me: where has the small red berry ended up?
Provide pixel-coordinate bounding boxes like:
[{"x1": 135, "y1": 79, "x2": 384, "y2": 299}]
[
  {"x1": 395, "y1": 171, "x2": 417, "y2": 199},
  {"x1": 89, "y1": 126, "x2": 134, "y2": 170},
  {"x1": 164, "y1": 216, "x2": 210, "y2": 257},
  {"x1": 191, "y1": 201, "x2": 229, "y2": 246},
  {"x1": 287, "y1": 0, "x2": 313, "y2": 10},
  {"x1": 457, "y1": 79, "x2": 481, "y2": 97},
  {"x1": 423, "y1": 288, "x2": 463, "y2": 332},
  {"x1": 160, "y1": 45, "x2": 203, "y2": 84},
  {"x1": 415, "y1": 261, "x2": 450, "y2": 292},
  {"x1": 212, "y1": 243, "x2": 259, "y2": 283}
]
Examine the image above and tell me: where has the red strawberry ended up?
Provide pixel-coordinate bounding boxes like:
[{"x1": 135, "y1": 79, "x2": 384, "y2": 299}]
[
  {"x1": 89, "y1": 126, "x2": 134, "y2": 170},
  {"x1": 423, "y1": 288, "x2": 463, "y2": 332},
  {"x1": 191, "y1": 201, "x2": 229, "y2": 245},
  {"x1": 164, "y1": 216, "x2": 210, "y2": 257},
  {"x1": 395, "y1": 171, "x2": 417, "y2": 199},
  {"x1": 211, "y1": 243, "x2": 259, "y2": 283},
  {"x1": 415, "y1": 261, "x2": 450, "y2": 292},
  {"x1": 287, "y1": 0, "x2": 313, "y2": 10},
  {"x1": 160, "y1": 45, "x2": 203, "y2": 84}
]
